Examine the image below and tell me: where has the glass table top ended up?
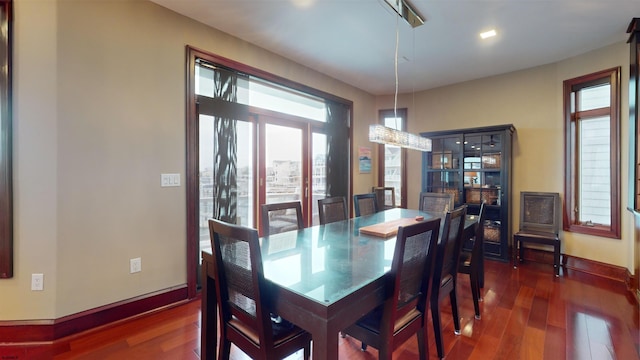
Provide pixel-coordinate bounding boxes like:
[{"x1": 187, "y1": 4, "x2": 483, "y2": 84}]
[{"x1": 260, "y1": 208, "x2": 443, "y2": 306}]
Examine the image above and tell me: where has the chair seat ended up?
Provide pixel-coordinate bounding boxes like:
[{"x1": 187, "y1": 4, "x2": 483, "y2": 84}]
[
  {"x1": 355, "y1": 306, "x2": 423, "y2": 335},
  {"x1": 229, "y1": 318, "x2": 308, "y2": 346},
  {"x1": 514, "y1": 230, "x2": 558, "y2": 243}
]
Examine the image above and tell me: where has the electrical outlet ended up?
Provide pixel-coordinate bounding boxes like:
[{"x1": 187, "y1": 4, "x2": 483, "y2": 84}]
[
  {"x1": 31, "y1": 273, "x2": 44, "y2": 291},
  {"x1": 130, "y1": 258, "x2": 142, "y2": 273}
]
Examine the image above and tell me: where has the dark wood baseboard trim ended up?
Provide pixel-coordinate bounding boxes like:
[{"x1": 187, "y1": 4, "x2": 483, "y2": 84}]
[
  {"x1": 0, "y1": 285, "x2": 189, "y2": 343},
  {"x1": 521, "y1": 247, "x2": 632, "y2": 285}
]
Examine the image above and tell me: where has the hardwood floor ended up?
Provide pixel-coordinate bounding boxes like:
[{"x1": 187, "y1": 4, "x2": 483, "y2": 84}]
[{"x1": 2, "y1": 260, "x2": 638, "y2": 360}]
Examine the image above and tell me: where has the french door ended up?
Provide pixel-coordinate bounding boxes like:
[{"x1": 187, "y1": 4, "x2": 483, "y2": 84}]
[{"x1": 197, "y1": 107, "x2": 327, "y2": 286}]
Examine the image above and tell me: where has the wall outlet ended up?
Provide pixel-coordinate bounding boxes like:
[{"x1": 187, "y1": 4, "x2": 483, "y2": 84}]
[
  {"x1": 31, "y1": 273, "x2": 44, "y2": 291},
  {"x1": 130, "y1": 258, "x2": 142, "y2": 273}
]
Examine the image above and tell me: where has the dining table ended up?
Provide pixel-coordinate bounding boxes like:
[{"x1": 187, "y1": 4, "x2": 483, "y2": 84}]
[{"x1": 200, "y1": 208, "x2": 477, "y2": 360}]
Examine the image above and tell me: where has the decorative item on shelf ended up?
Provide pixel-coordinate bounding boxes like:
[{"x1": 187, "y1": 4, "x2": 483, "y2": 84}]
[
  {"x1": 481, "y1": 153, "x2": 501, "y2": 168},
  {"x1": 484, "y1": 221, "x2": 500, "y2": 243},
  {"x1": 368, "y1": 0, "x2": 431, "y2": 152}
]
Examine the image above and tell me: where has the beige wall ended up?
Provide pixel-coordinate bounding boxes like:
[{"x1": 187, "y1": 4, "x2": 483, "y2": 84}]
[
  {"x1": 2, "y1": 0, "x2": 633, "y2": 322},
  {"x1": 392, "y1": 42, "x2": 632, "y2": 270},
  {"x1": 2, "y1": 0, "x2": 375, "y2": 321}
]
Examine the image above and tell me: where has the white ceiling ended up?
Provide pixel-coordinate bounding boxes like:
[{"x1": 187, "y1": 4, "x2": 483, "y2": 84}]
[{"x1": 150, "y1": 0, "x2": 639, "y2": 95}]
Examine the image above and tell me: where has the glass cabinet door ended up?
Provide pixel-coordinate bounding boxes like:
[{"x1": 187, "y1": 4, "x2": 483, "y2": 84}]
[
  {"x1": 463, "y1": 133, "x2": 502, "y2": 205},
  {"x1": 425, "y1": 135, "x2": 462, "y2": 205}
]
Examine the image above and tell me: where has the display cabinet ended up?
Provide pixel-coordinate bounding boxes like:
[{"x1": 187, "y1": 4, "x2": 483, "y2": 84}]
[{"x1": 421, "y1": 124, "x2": 515, "y2": 261}]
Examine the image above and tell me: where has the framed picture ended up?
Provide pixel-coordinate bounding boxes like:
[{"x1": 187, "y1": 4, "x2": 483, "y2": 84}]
[{"x1": 359, "y1": 147, "x2": 371, "y2": 174}]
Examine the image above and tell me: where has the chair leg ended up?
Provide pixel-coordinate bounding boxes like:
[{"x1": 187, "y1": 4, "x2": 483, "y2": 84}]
[
  {"x1": 470, "y1": 274, "x2": 481, "y2": 319},
  {"x1": 479, "y1": 258, "x2": 485, "y2": 288},
  {"x1": 449, "y1": 289, "x2": 461, "y2": 335},
  {"x1": 519, "y1": 238, "x2": 525, "y2": 263},
  {"x1": 513, "y1": 237, "x2": 519, "y2": 269},
  {"x1": 416, "y1": 328, "x2": 428, "y2": 360},
  {"x1": 361, "y1": 342, "x2": 367, "y2": 351},
  {"x1": 554, "y1": 243, "x2": 561, "y2": 277},
  {"x1": 430, "y1": 298, "x2": 445, "y2": 359}
]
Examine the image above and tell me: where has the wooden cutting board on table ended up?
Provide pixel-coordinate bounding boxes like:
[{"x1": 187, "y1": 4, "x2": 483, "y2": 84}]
[{"x1": 358, "y1": 217, "x2": 423, "y2": 238}]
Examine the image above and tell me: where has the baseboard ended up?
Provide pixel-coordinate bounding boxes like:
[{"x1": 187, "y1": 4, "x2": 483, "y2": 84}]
[
  {"x1": 0, "y1": 285, "x2": 189, "y2": 343},
  {"x1": 521, "y1": 247, "x2": 631, "y2": 285}
]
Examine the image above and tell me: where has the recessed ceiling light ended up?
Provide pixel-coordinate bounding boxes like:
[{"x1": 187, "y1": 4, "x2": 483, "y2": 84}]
[{"x1": 480, "y1": 29, "x2": 497, "y2": 39}]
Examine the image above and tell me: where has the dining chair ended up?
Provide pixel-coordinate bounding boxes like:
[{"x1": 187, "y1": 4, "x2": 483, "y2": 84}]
[
  {"x1": 458, "y1": 203, "x2": 487, "y2": 319},
  {"x1": 430, "y1": 205, "x2": 467, "y2": 359},
  {"x1": 353, "y1": 193, "x2": 378, "y2": 217},
  {"x1": 318, "y1": 196, "x2": 348, "y2": 225},
  {"x1": 342, "y1": 217, "x2": 441, "y2": 360},
  {"x1": 372, "y1": 186, "x2": 396, "y2": 210},
  {"x1": 260, "y1": 201, "x2": 304, "y2": 236},
  {"x1": 208, "y1": 219, "x2": 312, "y2": 360},
  {"x1": 419, "y1": 192, "x2": 454, "y2": 214},
  {"x1": 513, "y1": 191, "x2": 562, "y2": 276}
]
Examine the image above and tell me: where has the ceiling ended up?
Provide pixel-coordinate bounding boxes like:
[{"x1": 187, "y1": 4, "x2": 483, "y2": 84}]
[{"x1": 150, "y1": 0, "x2": 639, "y2": 95}]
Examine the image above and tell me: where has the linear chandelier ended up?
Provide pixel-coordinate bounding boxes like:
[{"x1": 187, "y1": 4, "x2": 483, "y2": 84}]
[
  {"x1": 369, "y1": 124, "x2": 431, "y2": 151},
  {"x1": 369, "y1": 0, "x2": 431, "y2": 152}
]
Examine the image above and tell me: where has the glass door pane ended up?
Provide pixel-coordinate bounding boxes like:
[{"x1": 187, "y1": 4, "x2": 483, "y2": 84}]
[
  {"x1": 198, "y1": 115, "x2": 254, "y2": 268},
  {"x1": 264, "y1": 124, "x2": 303, "y2": 206},
  {"x1": 383, "y1": 116, "x2": 402, "y2": 207},
  {"x1": 311, "y1": 132, "x2": 327, "y2": 225}
]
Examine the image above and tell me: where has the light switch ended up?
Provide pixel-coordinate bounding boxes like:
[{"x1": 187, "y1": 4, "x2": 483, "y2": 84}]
[{"x1": 161, "y1": 173, "x2": 180, "y2": 187}]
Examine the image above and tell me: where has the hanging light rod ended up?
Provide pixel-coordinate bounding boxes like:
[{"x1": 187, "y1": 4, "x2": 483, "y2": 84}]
[{"x1": 383, "y1": 0, "x2": 425, "y2": 28}]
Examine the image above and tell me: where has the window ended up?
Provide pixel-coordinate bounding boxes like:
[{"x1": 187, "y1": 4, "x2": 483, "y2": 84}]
[
  {"x1": 563, "y1": 67, "x2": 621, "y2": 239},
  {"x1": 378, "y1": 108, "x2": 406, "y2": 208}
]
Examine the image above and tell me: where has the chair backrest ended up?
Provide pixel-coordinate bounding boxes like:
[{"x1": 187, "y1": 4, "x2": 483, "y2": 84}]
[
  {"x1": 433, "y1": 205, "x2": 468, "y2": 284},
  {"x1": 419, "y1": 192, "x2": 454, "y2": 214},
  {"x1": 385, "y1": 217, "x2": 440, "y2": 331},
  {"x1": 353, "y1": 193, "x2": 378, "y2": 217},
  {"x1": 318, "y1": 196, "x2": 348, "y2": 225},
  {"x1": 260, "y1": 201, "x2": 304, "y2": 236},
  {"x1": 519, "y1": 192, "x2": 561, "y2": 234},
  {"x1": 208, "y1": 219, "x2": 275, "y2": 345},
  {"x1": 372, "y1": 186, "x2": 396, "y2": 210}
]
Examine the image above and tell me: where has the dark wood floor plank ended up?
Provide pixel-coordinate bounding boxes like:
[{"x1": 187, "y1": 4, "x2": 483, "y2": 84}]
[
  {"x1": 543, "y1": 324, "x2": 566, "y2": 360},
  {"x1": 1, "y1": 260, "x2": 638, "y2": 360}
]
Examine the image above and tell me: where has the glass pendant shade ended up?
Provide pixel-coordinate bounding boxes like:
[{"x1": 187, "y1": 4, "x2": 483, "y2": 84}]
[{"x1": 369, "y1": 124, "x2": 432, "y2": 151}]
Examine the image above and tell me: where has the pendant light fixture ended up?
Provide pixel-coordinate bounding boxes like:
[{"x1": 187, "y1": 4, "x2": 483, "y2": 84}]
[{"x1": 369, "y1": 0, "x2": 431, "y2": 152}]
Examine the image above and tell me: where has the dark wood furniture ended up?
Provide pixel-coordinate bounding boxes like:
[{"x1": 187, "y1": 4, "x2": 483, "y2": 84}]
[
  {"x1": 513, "y1": 192, "x2": 562, "y2": 277},
  {"x1": 201, "y1": 208, "x2": 477, "y2": 360},
  {"x1": 207, "y1": 219, "x2": 311, "y2": 360},
  {"x1": 430, "y1": 205, "x2": 467, "y2": 359},
  {"x1": 627, "y1": 18, "x2": 640, "y2": 302},
  {"x1": 343, "y1": 217, "x2": 440, "y2": 359},
  {"x1": 260, "y1": 201, "x2": 304, "y2": 236},
  {"x1": 372, "y1": 186, "x2": 396, "y2": 210},
  {"x1": 421, "y1": 124, "x2": 514, "y2": 262},
  {"x1": 458, "y1": 203, "x2": 486, "y2": 319},
  {"x1": 353, "y1": 193, "x2": 378, "y2": 217},
  {"x1": 318, "y1": 196, "x2": 348, "y2": 224},
  {"x1": 418, "y1": 192, "x2": 454, "y2": 214}
]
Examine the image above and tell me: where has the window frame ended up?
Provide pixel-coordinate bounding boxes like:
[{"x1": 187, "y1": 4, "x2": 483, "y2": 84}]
[
  {"x1": 0, "y1": 0, "x2": 12, "y2": 279},
  {"x1": 377, "y1": 108, "x2": 407, "y2": 209},
  {"x1": 187, "y1": 46, "x2": 353, "y2": 298},
  {"x1": 563, "y1": 67, "x2": 621, "y2": 239}
]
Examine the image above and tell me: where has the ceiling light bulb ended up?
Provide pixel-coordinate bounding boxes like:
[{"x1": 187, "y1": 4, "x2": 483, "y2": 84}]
[{"x1": 480, "y1": 29, "x2": 497, "y2": 39}]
